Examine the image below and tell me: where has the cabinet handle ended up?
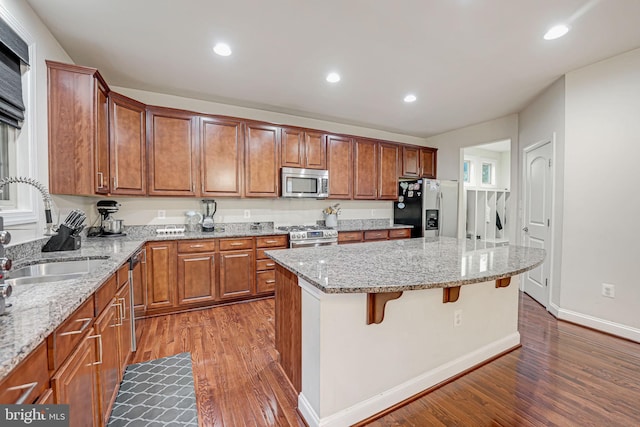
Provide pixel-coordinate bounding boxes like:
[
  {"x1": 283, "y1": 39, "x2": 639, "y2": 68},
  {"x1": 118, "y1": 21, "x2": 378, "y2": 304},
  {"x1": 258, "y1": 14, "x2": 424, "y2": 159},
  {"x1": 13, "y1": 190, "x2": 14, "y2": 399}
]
[
  {"x1": 114, "y1": 301, "x2": 123, "y2": 327},
  {"x1": 265, "y1": 240, "x2": 278, "y2": 244},
  {"x1": 266, "y1": 263, "x2": 275, "y2": 267},
  {"x1": 229, "y1": 242, "x2": 244, "y2": 246},
  {"x1": 7, "y1": 381, "x2": 38, "y2": 404},
  {"x1": 119, "y1": 298, "x2": 127, "y2": 321},
  {"x1": 113, "y1": 176, "x2": 117, "y2": 189},
  {"x1": 88, "y1": 334, "x2": 103, "y2": 366},
  {"x1": 59, "y1": 317, "x2": 92, "y2": 336},
  {"x1": 97, "y1": 172, "x2": 104, "y2": 188},
  {"x1": 142, "y1": 248, "x2": 147, "y2": 264},
  {"x1": 192, "y1": 183, "x2": 195, "y2": 192},
  {"x1": 189, "y1": 244, "x2": 205, "y2": 248},
  {"x1": 265, "y1": 280, "x2": 276, "y2": 284}
]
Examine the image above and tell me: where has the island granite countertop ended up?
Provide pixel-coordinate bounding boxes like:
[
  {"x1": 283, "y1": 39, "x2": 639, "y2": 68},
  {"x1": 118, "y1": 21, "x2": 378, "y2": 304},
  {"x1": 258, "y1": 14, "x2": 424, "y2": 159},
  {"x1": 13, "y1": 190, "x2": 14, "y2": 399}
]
[{"x1": 265, "y1": 237, "x2": 546, "y2": 294}]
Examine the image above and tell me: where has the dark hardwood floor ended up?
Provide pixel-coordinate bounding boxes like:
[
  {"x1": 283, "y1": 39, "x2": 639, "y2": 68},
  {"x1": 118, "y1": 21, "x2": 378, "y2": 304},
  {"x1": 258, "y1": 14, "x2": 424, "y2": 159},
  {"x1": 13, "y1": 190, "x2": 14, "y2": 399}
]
[{"x1": 132, "y1": 293, "x2": 640, "y2": 426}]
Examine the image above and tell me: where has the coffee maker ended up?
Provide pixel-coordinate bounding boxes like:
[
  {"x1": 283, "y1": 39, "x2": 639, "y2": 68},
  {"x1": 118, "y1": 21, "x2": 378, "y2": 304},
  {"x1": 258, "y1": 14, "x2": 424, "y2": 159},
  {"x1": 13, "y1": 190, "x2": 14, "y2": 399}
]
[
  {"x1": 88, "y1": 200, "x2": 126, "y2": 237},
  {"x1": 201, "y1": 199, "x2": 217, "y2": 232}
]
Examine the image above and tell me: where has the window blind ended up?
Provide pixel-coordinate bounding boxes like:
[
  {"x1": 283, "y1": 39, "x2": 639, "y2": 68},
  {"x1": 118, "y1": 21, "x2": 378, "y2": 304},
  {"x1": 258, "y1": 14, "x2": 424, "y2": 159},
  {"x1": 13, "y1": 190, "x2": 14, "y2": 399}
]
[{"x1": 0, "y1": 18, "x2": 29, "y2": 129}]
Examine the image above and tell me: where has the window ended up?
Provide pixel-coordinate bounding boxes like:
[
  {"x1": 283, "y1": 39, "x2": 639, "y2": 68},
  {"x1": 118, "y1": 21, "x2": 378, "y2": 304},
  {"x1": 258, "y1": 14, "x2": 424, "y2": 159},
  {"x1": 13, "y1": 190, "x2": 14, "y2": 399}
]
[
  {"x1": 481, "y1": 162, "x2": 495, "y2": 186},
  {"x1": 0, "y1": 122, "x2": 16, "y2": 203},
  {"x1": 463, "y1": 160, "x2": 471, "y2": 184}
]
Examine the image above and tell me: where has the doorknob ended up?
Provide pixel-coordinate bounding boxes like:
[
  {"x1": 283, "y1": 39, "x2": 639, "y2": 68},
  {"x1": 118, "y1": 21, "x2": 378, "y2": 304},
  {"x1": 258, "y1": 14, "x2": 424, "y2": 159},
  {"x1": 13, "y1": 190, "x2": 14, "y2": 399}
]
[{"x1": 522, "y1": 227, "x2": 529, "y2": 232}]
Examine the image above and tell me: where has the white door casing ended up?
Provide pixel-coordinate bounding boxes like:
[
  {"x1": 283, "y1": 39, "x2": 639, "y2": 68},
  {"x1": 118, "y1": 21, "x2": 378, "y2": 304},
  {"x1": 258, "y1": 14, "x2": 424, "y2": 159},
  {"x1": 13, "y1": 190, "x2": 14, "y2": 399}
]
[{"x1": 522, "y1": 140, "x2": 553, "y2": 307}]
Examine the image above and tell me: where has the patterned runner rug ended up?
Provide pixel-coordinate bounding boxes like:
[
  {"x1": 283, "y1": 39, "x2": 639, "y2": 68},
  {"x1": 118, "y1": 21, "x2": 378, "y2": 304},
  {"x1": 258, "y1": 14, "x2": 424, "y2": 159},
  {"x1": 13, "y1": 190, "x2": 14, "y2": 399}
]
[{"x1": 107, "y1": 352, "x2": 198, "y2": 426}]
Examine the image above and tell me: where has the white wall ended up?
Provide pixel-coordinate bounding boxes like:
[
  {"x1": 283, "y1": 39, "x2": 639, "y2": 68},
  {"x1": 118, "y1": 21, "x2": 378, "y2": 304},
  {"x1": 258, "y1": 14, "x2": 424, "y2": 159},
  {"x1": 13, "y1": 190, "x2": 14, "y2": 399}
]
[
  {"x1": 560, "y1": 48, "x2": 640, "y2": 337},
  {"x1": 518, "y1": 77, "x2": 566, "y2": 310},
  {"x1": 0, "y1": 0, "x2": 93, "y2": 245},
  {"x1": 425, "y1": 114, "x2": 519, "y2": 240}
]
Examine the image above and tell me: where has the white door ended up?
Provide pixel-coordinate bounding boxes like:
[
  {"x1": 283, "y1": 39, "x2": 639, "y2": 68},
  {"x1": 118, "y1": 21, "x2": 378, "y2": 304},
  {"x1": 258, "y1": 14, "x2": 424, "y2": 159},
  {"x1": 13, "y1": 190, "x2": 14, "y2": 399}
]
[{"x1": 522, "y1": 141, "x2": 553, "y2": 307}]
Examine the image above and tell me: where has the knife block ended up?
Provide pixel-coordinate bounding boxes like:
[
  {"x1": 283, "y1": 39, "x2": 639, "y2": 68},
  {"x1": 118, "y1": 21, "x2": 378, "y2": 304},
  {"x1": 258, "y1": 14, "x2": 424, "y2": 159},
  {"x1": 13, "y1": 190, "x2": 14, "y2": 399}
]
[{"x1": 42, "y1": 225, "x2": 82, "y2": 252}]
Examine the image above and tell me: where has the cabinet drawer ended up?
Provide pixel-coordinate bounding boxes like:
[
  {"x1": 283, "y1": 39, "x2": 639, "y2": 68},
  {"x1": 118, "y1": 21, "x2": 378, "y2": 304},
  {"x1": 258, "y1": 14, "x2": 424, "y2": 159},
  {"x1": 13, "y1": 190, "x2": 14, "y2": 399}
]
[
  {"x1": 256, "y1": 246, "x2": 287, "y2": 260},
  {"x1": 338, "y1": 231, "x2": 363, "y2": 243},
  {"x1": 94, "y1": 274, "x2": 117, "y2": 316},
  {"x1": 256, "y1": 235, "x2": 288, "y2": 248},
  {"x1": 256, "y1": 270, "x2": 276, "y2": 294},
  {"x1": 0, "y1": 342, "x2": 49, "y2": 404},
  {"x1": 219, "y1": 238, "x2": 253, "y2": 251},
  {"x1": 389, "y1": 228, "x2": 411, "y2": 239},
  {"x1": 256, "y1": 258, "x2": 277, "y2": 271},
  {"x1": 116, "y1": 263, "x2": 129, "y2": 288},
  {"x1": 48, "y1": 297, "x2": 95, "y2": 370},
  {"x1": 364, "y1": 230, "x2": 389, "y2": 241},
  {"x1": 177, "y1": 239, "x2": 217, "y2": 253}
]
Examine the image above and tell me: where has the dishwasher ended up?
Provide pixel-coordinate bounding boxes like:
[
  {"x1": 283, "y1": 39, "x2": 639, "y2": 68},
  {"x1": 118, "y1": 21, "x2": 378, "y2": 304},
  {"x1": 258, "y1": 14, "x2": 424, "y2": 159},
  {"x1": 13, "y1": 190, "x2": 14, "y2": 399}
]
[{"x1": 128, "y1": 247, "x2": 146, "y2": 351}]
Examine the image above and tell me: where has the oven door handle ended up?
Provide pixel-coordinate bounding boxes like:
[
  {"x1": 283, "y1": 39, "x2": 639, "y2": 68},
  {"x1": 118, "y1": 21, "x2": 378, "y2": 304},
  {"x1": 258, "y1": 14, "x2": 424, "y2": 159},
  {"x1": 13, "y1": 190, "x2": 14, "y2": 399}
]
[{"x1": 291, "y1": 239, "x2": 338, "y2": 248}]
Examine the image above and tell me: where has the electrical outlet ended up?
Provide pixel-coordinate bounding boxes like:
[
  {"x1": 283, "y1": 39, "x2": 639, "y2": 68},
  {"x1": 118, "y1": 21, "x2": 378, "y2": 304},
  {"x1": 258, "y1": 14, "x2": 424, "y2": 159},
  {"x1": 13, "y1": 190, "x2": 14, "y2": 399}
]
[
  {"x1": 371, "y1": 209, "x2": 375, "y2": 217},
  {"x1": 157, "y1": 210, "x2": 166, "y2": 219},
  {"x1": 244, "y1": 210, "x2": 250, "y2": 219},
  {"x1": 602, "y1": 283, "x2": 615, "y2": 298},
  {"x1": 454, "y1": 309, "x2": 462, "y2": 327}
]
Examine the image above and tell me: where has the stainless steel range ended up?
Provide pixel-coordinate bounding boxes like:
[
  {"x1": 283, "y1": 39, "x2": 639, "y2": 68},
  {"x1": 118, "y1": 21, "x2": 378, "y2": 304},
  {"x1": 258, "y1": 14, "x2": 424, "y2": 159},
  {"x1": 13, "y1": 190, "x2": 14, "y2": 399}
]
[{"x1": 277, "y1": 225, "x2": 338, "y2": 248}]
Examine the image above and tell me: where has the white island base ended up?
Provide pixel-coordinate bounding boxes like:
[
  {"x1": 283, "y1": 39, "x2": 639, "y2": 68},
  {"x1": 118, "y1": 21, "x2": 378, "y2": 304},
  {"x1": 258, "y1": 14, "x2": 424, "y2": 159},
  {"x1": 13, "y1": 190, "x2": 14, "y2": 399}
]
[{"x1": 297, "y1": 276, "x2": 521, "y2": 427}]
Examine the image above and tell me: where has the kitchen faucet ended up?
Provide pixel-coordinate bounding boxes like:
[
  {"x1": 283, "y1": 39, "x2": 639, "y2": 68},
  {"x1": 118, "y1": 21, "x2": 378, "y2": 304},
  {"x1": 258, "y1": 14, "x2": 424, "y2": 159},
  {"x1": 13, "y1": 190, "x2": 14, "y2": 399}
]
[{"x1": 0, "y1": 176, "x2": 56, "y2": 236}]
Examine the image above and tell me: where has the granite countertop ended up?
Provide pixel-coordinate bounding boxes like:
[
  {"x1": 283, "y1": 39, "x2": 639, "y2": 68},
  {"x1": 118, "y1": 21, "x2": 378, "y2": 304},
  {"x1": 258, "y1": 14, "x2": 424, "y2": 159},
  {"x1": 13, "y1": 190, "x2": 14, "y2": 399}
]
[{"x1": 265, "y1": 237, "x2": 546, "y2": 294}]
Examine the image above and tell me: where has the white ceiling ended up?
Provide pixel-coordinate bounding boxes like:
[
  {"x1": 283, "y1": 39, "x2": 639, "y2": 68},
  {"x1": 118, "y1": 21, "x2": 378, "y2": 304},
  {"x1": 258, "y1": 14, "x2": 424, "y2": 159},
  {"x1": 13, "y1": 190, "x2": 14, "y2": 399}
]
[{"x1": 26, "y1": 0, "x2": 640, "y2": 138}]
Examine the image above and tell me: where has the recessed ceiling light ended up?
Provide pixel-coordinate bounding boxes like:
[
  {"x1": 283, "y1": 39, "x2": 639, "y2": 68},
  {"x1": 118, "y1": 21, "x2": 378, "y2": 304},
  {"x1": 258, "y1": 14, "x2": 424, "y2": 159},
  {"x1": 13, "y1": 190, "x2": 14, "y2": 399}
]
[
  {"x1": 543, "y1": 24, "x2": 570, "y2": 40},
  {"x1": 326, "y1": 72, "x2": 341, "y2": 83},
  {"x1": 404, "y1": 94, "x2": 417, "y2": 103},
  {"x1": 213, "y1": 42, "x2": 232, "y2": 56}
]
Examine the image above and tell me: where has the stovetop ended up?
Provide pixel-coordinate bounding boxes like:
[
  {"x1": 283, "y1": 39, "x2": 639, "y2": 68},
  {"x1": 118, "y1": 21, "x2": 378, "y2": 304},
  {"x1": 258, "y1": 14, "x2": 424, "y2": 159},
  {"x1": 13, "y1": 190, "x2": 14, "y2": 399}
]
[
  {"x1": 277, "y1": 225, "x2": 331, "y2": 232},
  {"x1": 277, "y1": 225, "x2": 338, "y2": 241}
]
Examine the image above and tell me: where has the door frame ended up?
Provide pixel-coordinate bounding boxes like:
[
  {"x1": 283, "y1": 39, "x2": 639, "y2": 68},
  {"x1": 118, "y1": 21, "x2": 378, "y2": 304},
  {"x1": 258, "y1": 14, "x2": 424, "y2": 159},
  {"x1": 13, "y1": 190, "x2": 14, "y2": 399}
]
[{"x1": 520, "y1": 134, "x2": 557, "y2": 312}]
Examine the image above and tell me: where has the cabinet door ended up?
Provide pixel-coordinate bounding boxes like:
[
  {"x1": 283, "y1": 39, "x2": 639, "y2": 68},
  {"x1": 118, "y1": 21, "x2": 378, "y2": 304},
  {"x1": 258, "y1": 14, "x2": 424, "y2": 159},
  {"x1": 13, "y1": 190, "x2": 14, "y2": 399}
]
[
  {"x1": 116, "y1": 283, "x2": 132, "y2": 373},
  {"x1": 402, "y1": 146, "x2": 420, "y2": 178},
  {"x1": 420, "y1": 148, "x2": 437, "y2": 179},
  {"x1": 132, "y1": 250, "x2": 147, "y2": 318},
  {"x1": 95, "y1": 301, "x2": 120, "y2": 424},
  {"x1": 245, "y1": 123, "x2": 279, "y2": 197},
  {"x1": 0, "y1": 342, "x2": 49, "y2": 404},
  {"x1": 145, "y1": 241, "x2": 177, "y2": 310},
  {"x1": 327, "y1": 135, "x2": 353, "y2": 199},
  {"x1": 378, "y1": 143, "x2": 399, "y2": 200},
  {"x1": 201, "y1": 116, "x2": 243, "y2": 196},
  {"x1": 305, "y1": 131, "x2": 326, "y2": 169},
  {"x1": 47, "y1": 61, "x2": 110, "y2": 196},
  {"x1": 177, "y1": 252, "x2": 217, "y2": 305},
  {"x1": 280, "y1": 127, "x2": 304, "y2": 168},
  {"x1": 51, "y1": 328, "x2": 101, "y2": 427},
  {"x1": 95, "y1": 82, "x2": 110, "y2": 194},
  {"x1": 219, "y1": 250, "x2": 254, "y2": 299},
  {"x1": 353, "y1": 139, "x2": 377, "y2": 200},
  {"x1": 147, "y1": 107, "x2": 198, "y2": 196},
  {"x1": 109, "y1": 92, "x2": 147, "y2": 195}
]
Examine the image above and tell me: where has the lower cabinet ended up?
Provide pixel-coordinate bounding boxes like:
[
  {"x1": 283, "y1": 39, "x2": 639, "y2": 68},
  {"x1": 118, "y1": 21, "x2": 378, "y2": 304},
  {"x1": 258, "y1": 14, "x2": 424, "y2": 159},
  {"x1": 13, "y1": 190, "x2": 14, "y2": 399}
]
[
  {"x1": 177, "y1": 251, "x2": 217, "y2": 305},
  {"x1": 51, "y1": 327, "x2": 102, "y2": 427},
  {"x1": 0, "y1": 342, "x2": 49, "y2": 404},
  {"x1": 255, "y1": 235, "x2": 288, "y2": 294},
  {"x1": 94, "y1": 300, "x2": 120, "y2": 425},
  {"x1": 338, "y1": 229, "x2": 412, "y2": 244},
  {"x1": 115, "y1": 282, "x2": 132, "y2": 374},
  {"x1": 219, "y1": 249, "x2": 254, "y2": 299},
  {"x1": 146, "y1": 241, "x2": 177, "y2": 311}
]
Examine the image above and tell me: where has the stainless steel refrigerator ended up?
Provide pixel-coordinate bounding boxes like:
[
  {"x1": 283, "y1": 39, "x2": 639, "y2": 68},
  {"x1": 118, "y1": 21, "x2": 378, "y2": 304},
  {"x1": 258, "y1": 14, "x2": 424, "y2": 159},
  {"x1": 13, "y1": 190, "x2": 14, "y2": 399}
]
[{"x1": 393, "y1": 179, "x2": 459, "y2": 238}]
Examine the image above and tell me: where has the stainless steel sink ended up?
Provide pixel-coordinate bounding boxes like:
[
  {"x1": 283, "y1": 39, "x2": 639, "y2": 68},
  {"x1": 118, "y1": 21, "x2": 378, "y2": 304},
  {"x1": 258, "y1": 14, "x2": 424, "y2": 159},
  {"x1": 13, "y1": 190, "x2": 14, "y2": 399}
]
[{"x1": 6, "y1": 259, "x2": 103, "y2": 286}]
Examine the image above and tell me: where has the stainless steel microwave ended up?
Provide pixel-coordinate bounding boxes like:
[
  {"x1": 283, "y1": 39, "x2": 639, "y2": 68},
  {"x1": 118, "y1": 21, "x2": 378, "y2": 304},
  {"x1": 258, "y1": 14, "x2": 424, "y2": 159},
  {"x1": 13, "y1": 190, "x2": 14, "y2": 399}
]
[{"x1": 281, "y1": 167, "x2": 329, "y2": 198}]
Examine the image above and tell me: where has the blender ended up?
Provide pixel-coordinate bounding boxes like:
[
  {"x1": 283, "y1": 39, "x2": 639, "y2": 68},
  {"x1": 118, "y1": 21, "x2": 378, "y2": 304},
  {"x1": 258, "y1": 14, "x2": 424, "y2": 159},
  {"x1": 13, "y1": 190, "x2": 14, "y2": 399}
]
[{"x1": 201, "y1": 199, "x2": 217, "y2": 232}]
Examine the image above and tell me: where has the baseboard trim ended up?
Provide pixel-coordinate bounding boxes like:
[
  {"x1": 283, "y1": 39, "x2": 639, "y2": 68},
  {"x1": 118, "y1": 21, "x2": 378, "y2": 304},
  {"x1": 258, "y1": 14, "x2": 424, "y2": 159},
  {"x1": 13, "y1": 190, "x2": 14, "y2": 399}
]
[
  {"x1": 557, "y1": 307, "x2": 640, "y2": 343},
  {"x1": 548, "y1": 301, "x2": 561, "y2": 317},
  {"x1": 299, "y1": 332, "x2": 521, "y2": 427}
]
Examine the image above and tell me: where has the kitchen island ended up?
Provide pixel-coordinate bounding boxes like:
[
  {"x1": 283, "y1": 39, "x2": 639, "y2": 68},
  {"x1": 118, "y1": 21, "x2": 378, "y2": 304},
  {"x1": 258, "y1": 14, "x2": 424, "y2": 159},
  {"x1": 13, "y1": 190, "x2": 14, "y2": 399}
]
[{"x1": 266, "y1": 237, "x2": 545, "y2": 427}]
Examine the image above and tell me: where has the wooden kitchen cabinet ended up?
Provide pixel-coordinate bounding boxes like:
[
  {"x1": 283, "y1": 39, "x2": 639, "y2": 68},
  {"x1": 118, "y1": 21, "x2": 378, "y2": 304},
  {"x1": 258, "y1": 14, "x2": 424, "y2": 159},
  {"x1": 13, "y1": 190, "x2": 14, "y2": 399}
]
[
  {"x1": 115, "y1": 282, "x2": 132, "y2": 373},
  {"x1": 281, "y1": 127, "x2": 326, "y2": 170},
  {"x1": 0, "y1": 342, "x2": 49, "y2": 404},
  {"x1": 200, "y1": 116, "x2": 243, "y2": 196},
  {"x1": 147, "y1": 106, "x2": 199, "y2": 196},
  {"x1": 51, "y1": 327, "x2": 102, "y2": 427},
  {"x1": 255, "y1": 235, "x2": 288, "y2": 294},
  {"x1": 337, "y1": 231, "x2": 363, "y2": 244},
  {"x1": 47, "y1": 60, "x2": 110, "y2": 195},
  {"x1": 402, "y1": 146, "x2": 421, "y2": 178},
  {"x1": 94, "y1": 298, "x2": 120, "y2": 425},
  {"x1": 364, "y1": 230, "x2": 389, "y2": 241},
  {"x1": 132, "y1": 248, "x2": 148, "y2": 318},
  {"x1": 378, "y1": 142, "x2": 399, "y2": 200},
  {"x1": 177, "y1": 240, "x2": 217, "y2": 306},
  {"x1": 327, "y1": 135, "x2": 353, "y2": 199},
  {"x1": 389, "y1": 228, "x2": 412, "y2": 239},
  {"x1": 244, "y1": 122, "x2": 280, "y2": 197},
  {"x1": 353, "y1": 139, "x2": 378, "y2": 200},
  {"x1": 420, "y1": 147, "x2": 438, "y2": 178},
  {"x1": 145, "y1": 241, "x2": 177, "y2": 311},
  {"x1": 219, "y1": 237, "x2": 255, "y2": 299},
  {"x1": 109, "y1": 92, "x2": 147, "y2": 195}
]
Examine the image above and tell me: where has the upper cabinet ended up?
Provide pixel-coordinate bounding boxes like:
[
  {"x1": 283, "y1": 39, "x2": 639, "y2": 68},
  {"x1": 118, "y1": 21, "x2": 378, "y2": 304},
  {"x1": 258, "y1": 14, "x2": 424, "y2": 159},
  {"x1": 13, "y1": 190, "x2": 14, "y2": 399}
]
[
  {"x1": 109, "y1": 93, "x2": 146, "y2": 196},
  {"x1": 147, "y1": 107, "x2": 199, "y2": 196},
  {"x1": 327, "y1": 135, "x2": 353, "y2": 199},
  {"x1": 200, "y1": 116, "x2": 243, "y2": 197},
  {"x1": 353, "y1": 139, "x2": 378, "y2": 200},
  {"x1": 420, "y1": 147, "x2": 437, "y2": 179},
  {"x1": 378, "y1": 143, "x2": 399, "y2": 200},
  {"x1": 281, "y1": 127, "x2": 327, "y2": 170},
  {"x1": 47, "y1": 61, "x2": 110, "y2": 196},
  {"x1": 401, "y1": 145, "x2": 438, "y2": 179},
  {"x1": 244, "y1": 123, "x2": 280, "y2": 197}
]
